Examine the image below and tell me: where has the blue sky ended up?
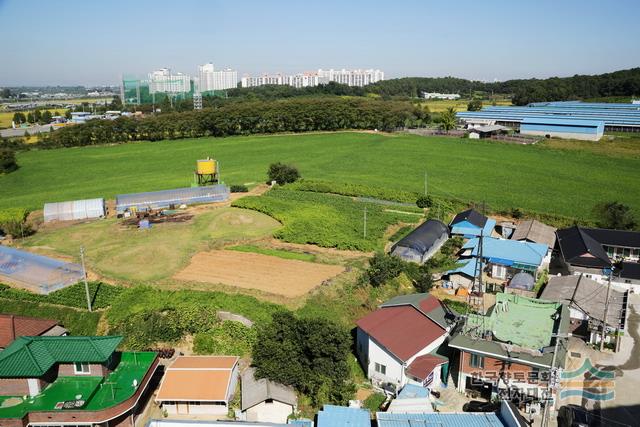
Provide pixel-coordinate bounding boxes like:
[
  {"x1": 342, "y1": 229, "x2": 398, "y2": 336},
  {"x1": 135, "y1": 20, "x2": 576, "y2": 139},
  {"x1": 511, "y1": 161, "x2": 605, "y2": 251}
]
[{"x1": 1, "y1": 0, "x2": 639, "y2": 86}]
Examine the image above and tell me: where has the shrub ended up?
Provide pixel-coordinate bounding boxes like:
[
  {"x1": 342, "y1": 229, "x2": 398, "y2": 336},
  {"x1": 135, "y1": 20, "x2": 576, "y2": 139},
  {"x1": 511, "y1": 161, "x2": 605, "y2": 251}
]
[
  {"x1": 443, "y1": 298, "x2": 471, "y2": 315},
  {"x1": 416, "y1": 195, "x2": 433, "y2": 208},
  {"x1": 0, "y1": 207, "x2": 30, "y2": 237},
  {"x1": 230, "y1": 184, "x2": 249, "y2": 193},
  {"x1": 267, "y1": 162, "x2": 300, "y2": 185},
  {"x1": 363, "y1": 393, "x2": 387, "y2": 412},
  {"x1": 467, "y1": 99, "x2": 483, "y2": 111},
  {"x1": 0, "y1": 147, "x2": 18, "y2": 173},
  {"x1": 193, "y1": 321, "x2": 257, "y2": 356},
  {"x1": 365, "y1": 252, "x2": 404, "y2": 287},
  {"x1": 593, "y1": 201, "x2": 637, "y2": 230}
]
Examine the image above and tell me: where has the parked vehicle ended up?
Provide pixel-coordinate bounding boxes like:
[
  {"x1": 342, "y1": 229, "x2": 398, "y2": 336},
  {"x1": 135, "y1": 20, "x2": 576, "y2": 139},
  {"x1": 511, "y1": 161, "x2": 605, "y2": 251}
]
[{"x1": 557, "y1": 405, "x2": 597, "y2": 427}]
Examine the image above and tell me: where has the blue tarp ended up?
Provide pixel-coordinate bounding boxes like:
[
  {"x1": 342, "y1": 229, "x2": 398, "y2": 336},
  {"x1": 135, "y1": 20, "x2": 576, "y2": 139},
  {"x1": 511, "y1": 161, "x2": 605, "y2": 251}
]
[{"x1": 398, "y1": 384, "x2": 429, "y2": 399}]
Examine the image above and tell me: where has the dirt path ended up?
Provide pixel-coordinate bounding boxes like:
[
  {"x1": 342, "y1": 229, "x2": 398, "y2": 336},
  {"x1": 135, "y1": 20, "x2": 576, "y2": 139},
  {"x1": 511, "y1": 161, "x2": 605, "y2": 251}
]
[{"x1": 174, "y1": 250, "x2": 345, "y2": 298}]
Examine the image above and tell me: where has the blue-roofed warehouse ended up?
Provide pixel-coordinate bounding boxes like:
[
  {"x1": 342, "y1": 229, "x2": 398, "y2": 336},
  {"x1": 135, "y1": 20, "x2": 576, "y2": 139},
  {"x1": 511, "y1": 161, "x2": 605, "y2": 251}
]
[
  {"x1": 520, "y1": 117, "x2": 604, "y2": 141},
  {"x1": 316, "y1": 405, "x2": 369, "y2": 427},
  {"x1": 456, "y1": 101, "x2": 640, "y2": 136}
]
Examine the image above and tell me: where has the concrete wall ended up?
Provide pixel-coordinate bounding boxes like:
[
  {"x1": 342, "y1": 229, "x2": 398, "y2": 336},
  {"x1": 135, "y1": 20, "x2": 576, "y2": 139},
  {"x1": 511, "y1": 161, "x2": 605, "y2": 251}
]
[
  {"x1": 520, "y1": 128, "x2": 602, "y2": 141},
  {"x1": 163, "y1": 402, "x2": 228, "y2": 416},
  {"x1": 244, "y1": 401, "x2": 294, "y2": 423}
]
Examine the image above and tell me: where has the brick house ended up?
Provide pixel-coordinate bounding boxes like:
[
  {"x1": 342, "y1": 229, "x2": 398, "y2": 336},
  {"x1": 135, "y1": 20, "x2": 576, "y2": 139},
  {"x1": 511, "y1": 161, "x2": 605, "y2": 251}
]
[
  {"x1": 448, "y1": 293, "x2": 569, "y2": 403},
  {"x1": 0, "y1": 336, "x2": 158, "y2": 427}
]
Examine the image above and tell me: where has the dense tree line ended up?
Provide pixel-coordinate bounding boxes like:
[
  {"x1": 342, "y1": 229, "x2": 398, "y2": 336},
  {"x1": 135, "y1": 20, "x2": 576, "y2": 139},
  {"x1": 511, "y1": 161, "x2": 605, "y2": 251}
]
[
  {"x1": 366, "y1": 68, "x2": 640, "y2": 104},
  {"x1": 42, "y1": 97, "x2": 427, "y2": 147}
]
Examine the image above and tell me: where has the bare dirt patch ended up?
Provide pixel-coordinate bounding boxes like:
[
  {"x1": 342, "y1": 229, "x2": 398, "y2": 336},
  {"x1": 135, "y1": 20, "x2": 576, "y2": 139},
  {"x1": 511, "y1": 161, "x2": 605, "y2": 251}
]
[{"x1": 174, "y1": 250, "x2": 345, "y2": 297}]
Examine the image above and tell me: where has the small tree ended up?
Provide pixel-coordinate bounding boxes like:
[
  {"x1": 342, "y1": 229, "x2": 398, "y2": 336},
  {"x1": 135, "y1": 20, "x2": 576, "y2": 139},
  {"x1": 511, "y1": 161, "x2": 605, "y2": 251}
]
[
  {"x1": 64, "y1": 110, "x2": 72, "y2": 119},
  {"x1": 42, "y1": 110, "x2": 52, "y2": 124},
  {"x1": 12, "y1": 112, "x2": 25, "y2": 125},
  {"x1": 365, "y1": 252, "x2": 404, "y2": 287},
  {"x1": 467, "y1": 99, "x2": 483, "y2": 111},
  {"x1": 267, "y1": 162, "x2": 300, "y2": 184},
  {"x1": 416, "y1": 195, "x2": 433, "y2": 208},
  {"x1": 414, "y1": 268, "x2": 434, "y2": 293},
  {"x1": 26, "y1": 112, "x2": 35, "y2": 124},
  {"x1": 593, "y1": 201, "x2": 637, "y2": 230},
  {"x1": 0, "y1": 147, "x2": 18, "y2": 173},
  {"x1": 33, "y1": 109, "x2": 42, "y2": 123},
  {"x1": 440, "y1": 107, "x2": 457, "y2": 133}
]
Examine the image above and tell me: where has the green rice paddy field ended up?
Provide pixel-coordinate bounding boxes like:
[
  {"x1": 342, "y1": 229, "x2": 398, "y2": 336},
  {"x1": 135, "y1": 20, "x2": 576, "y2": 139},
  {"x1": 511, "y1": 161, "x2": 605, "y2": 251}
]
[{"x1": 2, "y1": 131, "x2": 640, "y2": 220}]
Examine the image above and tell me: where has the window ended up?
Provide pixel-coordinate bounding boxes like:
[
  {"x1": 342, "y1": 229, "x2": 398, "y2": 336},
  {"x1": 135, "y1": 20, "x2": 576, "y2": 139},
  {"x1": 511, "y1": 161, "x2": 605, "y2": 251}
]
[
  {"x1": 469, "y1": 354, "x2": 484, "y2": 369},
  {"x1": 74, "y1": 362, "x2": 90, "y2": 374},
  {"x1": 374, "y1": 363, "x2": 386, "y2": 375},
  {"x1": 623, "y1": 248, "x2": 631, "y2": 258}
]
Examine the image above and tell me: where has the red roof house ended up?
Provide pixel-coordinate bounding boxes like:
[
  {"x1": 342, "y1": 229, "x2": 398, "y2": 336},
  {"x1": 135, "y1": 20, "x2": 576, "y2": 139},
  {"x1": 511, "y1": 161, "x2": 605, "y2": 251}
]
[
  {"x1": 0, "y1": 314, "x2": 67, "y2": 349},
  {"x1": 355, "y1": 293, "x2": 455, "y2": 390}
]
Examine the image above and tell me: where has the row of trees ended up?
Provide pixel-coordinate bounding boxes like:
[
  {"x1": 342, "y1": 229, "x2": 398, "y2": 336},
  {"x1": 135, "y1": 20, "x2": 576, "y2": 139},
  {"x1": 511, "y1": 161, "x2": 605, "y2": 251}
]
[
  {"x1": 12, "y1": 109, "x2": 67, "y2": 125},
  {"x1": 42, "y1": 97, "x2": 427, "y2": 148},
  {"x1": 364, "y1": 68, "x2": 640, "y2": 104}
]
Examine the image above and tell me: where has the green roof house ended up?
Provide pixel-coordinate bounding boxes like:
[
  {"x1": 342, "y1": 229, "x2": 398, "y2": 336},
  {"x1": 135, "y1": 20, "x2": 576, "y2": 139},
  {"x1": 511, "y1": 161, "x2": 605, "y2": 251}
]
[
  {"x1": 448, "y1": 293, "x2": 569, "y2": 403},
  {"x1": 0, "y1": 336, "x2": 158, "y2": 427}
]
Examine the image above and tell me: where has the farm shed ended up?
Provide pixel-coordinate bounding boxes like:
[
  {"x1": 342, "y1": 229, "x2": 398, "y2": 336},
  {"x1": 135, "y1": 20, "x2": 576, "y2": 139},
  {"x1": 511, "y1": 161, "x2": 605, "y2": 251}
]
[
  {"x1": 241, "y1": 368, "x2": 297, "y2": 423},
  {"x1": 116, "y1": 185, "x2": 229, "y2": 214},
  {"x1": 449, "y1": 209, "x2": 496, "y2": 238},
  {"x1": 43, "y1": 198, "x2": 105, "y2": 222},
  {"x1": 156, "y1": 356, "x2": 239, "y2": 416},
  {"x1": 390, "y1": 219, "x2": 449, "y2": 264},
  {"x1": 317, "y1": 405, "x2": 370, "y2": 427},
  {"x1": 520, "y1": 117, "x2": 605, "y2": 141},
  {"x1": 0, "y1": 246, "x2": 84, "y2": 294}
]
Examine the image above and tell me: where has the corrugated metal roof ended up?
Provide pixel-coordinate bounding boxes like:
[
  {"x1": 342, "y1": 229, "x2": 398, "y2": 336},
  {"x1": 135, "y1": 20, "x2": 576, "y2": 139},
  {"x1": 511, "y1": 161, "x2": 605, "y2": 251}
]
[
  {"x1": 463, "y1": 237, "x2": 548, "y2": 268},
  {"x1": 0, "y1": 336, "x2": 122, "y2": 377},
  {"x1": 521, "y1": 117, "x2": 604, "y2": 127},
  {"x1": 316, "y1": 405, "x2": 370, "y2": 427},
  {"x1": 376, "y1": 412, "x2": 505, "y2": 427}
]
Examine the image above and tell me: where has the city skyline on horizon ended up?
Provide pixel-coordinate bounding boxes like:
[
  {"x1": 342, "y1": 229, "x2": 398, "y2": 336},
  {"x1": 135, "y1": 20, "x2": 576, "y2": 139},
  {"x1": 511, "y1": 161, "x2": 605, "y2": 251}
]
[{"x1": 1, "y1": 0, "x2": 640, "y2": 86}]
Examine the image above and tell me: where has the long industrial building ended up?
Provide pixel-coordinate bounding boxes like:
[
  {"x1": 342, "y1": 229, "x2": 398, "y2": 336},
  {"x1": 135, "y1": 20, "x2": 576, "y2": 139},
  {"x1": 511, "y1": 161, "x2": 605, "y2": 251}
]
[{"x1": 457, "y1": 101, "x2": 640, "y2": 140}]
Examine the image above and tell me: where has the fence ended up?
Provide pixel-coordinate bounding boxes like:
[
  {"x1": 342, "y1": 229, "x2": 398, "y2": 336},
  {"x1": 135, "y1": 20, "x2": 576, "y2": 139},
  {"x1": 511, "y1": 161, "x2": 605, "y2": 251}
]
[{"x1": 0, "y1": 246, "x2": 84, "y2": 295}]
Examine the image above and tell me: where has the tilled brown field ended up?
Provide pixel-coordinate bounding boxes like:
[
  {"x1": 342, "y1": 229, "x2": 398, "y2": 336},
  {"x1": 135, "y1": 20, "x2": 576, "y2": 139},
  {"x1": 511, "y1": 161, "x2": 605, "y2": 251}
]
[{"x1": 173, "y1": 250, "x2": 345, "y2": 297}]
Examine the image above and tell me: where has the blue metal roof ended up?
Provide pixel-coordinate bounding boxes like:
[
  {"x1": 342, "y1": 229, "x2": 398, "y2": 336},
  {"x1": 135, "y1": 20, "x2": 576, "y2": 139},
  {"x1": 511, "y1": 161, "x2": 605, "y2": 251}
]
[
  {"x1": 450, "y1": 219, "x2": 496, "y2": 238},
  {"x1": 446, "y1": 258, "x2": 478, "y2": 277},
  {"x1": 463, "y1": 237, "x2": 548, "y2": 268},
  {"x1": 376, "y1": 412, "x2": 505, "y2": 427},
  {"x1": 316, "y1": 405, "x2": 370, "y2": 427}
]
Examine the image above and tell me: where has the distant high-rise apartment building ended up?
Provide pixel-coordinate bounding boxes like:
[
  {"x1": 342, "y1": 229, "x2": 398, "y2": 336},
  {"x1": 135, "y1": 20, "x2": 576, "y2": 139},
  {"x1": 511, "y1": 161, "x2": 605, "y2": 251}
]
[
  {"x1": 198, "y1": 63, "x2": 238, "y2": 91},
  {"x1": 148, "y1": 68, "x2": 191, "y2": 94},
  {"x1": 242, "y1": 73, "x2": 317, "y2": 88},
  {"x1": 317, "y1": 69, "x2": 384, "y2": 87}
]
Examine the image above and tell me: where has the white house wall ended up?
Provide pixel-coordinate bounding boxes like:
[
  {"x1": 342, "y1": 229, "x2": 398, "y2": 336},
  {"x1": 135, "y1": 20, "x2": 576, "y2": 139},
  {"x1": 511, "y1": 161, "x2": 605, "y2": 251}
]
[{"x1": 244, "y1": 401, "x2": 294, "y2": 424}]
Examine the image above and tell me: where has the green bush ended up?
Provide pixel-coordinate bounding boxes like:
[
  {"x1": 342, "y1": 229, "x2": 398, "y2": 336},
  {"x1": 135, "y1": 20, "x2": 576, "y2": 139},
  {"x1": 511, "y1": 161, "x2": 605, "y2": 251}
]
[
  {"x1": 193, "y1": 321, "x2": 257, "y2": 356},
  {"x1": 0, "y1": 208, "x2": 29, "y2": 236},
  {"x1": 0, "y1": 298, "x2": 101, "y2": 335},
  {"x1": 0, "y1": 147, "x2": 18, "y2": 173},
  {"x1": 0, "y1": 281, "x2": 122, "y2": 310},
  {"x1": 287, "y1": 179, "x2": 419, "y2": 204},
  {"x1": 363, "y1": 393, "x2": 386, "y2": 412},
  {"x1": 230, "y1": 184, "x2": 249, "y2": 193},
  {"x1": 268, "y1": 162, "x2": 300, "y2": 185},
  {"x1": 416, "y1": 195, "x2": 433, "y2": 208},
  {"x1": 443, "y1": 298, "x2": 471, "y2": 315},
  {"x1": 365, "y1": 252, "x2": 404, "y2": 287}
]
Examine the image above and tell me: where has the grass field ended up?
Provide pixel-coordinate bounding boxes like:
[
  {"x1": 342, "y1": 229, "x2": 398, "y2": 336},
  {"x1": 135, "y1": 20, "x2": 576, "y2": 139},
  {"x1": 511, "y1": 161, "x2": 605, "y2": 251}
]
[
  {"x1": 228, "y1": 244, "x2": 317, "y2": 262},
  {"x1": 422, "y1": 98, "x2": 511, "y2": 112},
  {"x1": 2, "y1": 132, "x2": 640, "y2": 220},
  {"x1": 233, "y1": 189, "x2": 423, "y2": 251},
  {"x1": 22, "y1": 207, "x2": 281, "y2": 282}
]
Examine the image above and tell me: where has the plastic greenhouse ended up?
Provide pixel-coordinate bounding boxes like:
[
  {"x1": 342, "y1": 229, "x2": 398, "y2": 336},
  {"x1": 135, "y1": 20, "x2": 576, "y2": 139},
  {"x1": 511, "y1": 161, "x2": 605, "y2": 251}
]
[
  {"x1": 43, "y1": 198, "x2": 105, "y2": 222},
  {"x1": 115, "y1": 185, "x2": 230, "y2": 214},
  {"x1": 0, "y1": 246, "x2": 84, "y2": 294}
]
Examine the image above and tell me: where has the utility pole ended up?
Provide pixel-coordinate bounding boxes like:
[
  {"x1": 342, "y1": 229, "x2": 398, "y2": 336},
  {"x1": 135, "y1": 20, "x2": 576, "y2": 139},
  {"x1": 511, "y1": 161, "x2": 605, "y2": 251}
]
[
  {"x1": 363, "y1": 207, "x2": 367, "y2": 239},
  {"x1": 80, "y1": 247, "x2": 92, "y2": 312},
  {"x1": 542, "y1": 333, "x2": 568, "y2": 427},
  {"x1": 600, "y1": 267, "x2": 613, "y2": 351},
  {"x1": 424, "y1": 171, "x2": 428, "y2": 196}
]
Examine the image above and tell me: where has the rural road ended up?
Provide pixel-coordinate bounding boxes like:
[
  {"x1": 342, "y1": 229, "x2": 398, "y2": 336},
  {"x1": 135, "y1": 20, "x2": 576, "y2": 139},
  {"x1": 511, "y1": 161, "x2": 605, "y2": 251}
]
[{"x1": 0, "y1": 124, "x2": 53, "y2": 137}]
